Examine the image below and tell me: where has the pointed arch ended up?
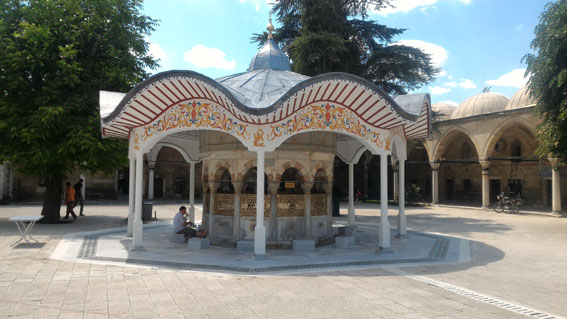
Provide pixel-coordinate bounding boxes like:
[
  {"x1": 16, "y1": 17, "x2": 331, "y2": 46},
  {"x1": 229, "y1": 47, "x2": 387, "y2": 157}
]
[
  {"x1": 433, "y1": 126, "x2": 481, "y2": 161},
  {"x1": 482, "y1": 116, "x2": 537, "y2": 159}
]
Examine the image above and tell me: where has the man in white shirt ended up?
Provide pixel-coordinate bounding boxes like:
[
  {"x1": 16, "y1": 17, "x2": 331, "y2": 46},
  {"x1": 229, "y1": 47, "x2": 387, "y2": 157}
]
[{"x1": 173, "y1": 206, "x2": 207, "y2": 239}]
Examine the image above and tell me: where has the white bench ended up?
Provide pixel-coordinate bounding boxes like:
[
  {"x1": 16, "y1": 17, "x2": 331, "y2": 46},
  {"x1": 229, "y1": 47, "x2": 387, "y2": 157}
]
[{"x1": 9, "y1": 216, "x2": 44, "y2": 246}]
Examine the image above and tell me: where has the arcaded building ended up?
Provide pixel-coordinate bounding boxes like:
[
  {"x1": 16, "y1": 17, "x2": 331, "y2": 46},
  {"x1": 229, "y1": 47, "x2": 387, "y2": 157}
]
[{"x1": 403, "y1": 87, "x2": 566, "y2": 212}]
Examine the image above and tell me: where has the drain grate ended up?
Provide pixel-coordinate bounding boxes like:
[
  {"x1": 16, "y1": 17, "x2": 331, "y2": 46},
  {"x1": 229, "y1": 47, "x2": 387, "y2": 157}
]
[{"x1": 387, "y1": 268, "x2": 563, "y2": 319}]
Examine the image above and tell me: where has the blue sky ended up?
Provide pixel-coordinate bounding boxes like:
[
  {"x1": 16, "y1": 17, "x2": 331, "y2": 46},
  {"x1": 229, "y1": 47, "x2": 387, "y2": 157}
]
[{"x1": 142, "y1": 0, "x2": 549, "y2": 106}]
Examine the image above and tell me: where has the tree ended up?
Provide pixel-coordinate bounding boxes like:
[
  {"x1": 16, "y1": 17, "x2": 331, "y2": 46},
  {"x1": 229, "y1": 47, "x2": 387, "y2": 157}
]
[
  {"x1": 524, "y1": 1, "x2": 567, "y2": 160},
  {"x1": 0, "y1": 0, "x2": 158, "y2": 222},
  {"x1": 253, "y1": 0, "x2": 438, "y2": 95}
]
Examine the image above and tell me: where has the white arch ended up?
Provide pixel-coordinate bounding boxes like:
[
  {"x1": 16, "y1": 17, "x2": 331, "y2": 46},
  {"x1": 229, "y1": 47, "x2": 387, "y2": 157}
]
[{"x1": 433, "y1": 125, "x2": 481, "y2": 161}]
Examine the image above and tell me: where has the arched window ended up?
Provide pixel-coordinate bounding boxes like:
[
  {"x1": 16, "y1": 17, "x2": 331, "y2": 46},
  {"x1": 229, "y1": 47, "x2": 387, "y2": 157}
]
[
  {"x1": 312, "y1": 169, "x2": 328, "y2": 194},
  {"x1": 217, "y1": 169, "x2": 234, "y2": 194},
  {"x1": 242, "y1": 167, "x2": 268, "y2": 194},
  {"x1": 279, "y1": 167, "x2": 304, "y2": 194}
]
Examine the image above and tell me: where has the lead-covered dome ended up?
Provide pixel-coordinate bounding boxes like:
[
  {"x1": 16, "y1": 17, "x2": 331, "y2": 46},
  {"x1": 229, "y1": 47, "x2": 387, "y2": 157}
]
[
  {"x1": 450, "y1": 92, "x2": 509, "y2": 119},
  {"x1": 505, "y1": 86, "x2": 536, "y2": 110},
  {"x1": 248, "y1": 38, "x2": 291, "y2": 71},
  {"x1": 432, "y1": 102, "x2": 456, "y2": 120}
]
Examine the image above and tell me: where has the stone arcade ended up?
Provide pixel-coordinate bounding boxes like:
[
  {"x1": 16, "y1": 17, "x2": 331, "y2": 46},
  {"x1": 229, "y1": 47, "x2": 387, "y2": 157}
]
[{"x1": 99, "y1": 23, "x2": 431, "y2": 256}]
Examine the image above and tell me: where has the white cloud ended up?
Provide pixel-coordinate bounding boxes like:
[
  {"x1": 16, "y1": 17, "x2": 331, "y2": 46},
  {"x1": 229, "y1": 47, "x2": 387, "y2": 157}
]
[
  {"x1": 485, "y1": 68, "x2": 529, "y2": 88},
  {"x1": 376, "y1": 0, "x2": 437, "y2": 16},
  {"x1": 430, "y1": 86, "x2": 451, "y2": 95},
  {"x1": 148, "y1": 42, "x2": 168, "y2": 62},
  {"x1": 446, "y1": 81, "x2": 457, "y2": 87},
  {"x1": 391, "y1": 40, "x2": 448, "y2": 68},
  {"x1": 239, "y1": 0, "x2": 264, "y2": 12},
  {"x1": 183, "y1": 45, "x2": 236, "y2": 70},
  {"x1": 439, "y1": 100, "x2": 459, "y2": 106},
  {"x1": 459, "y1": 0, "x2": 472, "y2": 4},
  {"x1": 458, "y1": 78, "x2": 477, "y2": 89},
  {"x1": 438, "y1": 70, "x2": 448, "y2": 77}
]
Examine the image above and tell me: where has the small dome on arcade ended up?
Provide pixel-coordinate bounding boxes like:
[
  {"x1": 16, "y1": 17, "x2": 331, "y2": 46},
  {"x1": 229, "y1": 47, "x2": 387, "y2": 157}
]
[
  {"x1": 450, "y1": 91, "x2": 509, "y2": 119},
  {"x1": 505, "y1": 86, "x2": 536, "y2": 110},
  {"x1": 432, "y1": 102, "x2": 456, "y2": 120}
]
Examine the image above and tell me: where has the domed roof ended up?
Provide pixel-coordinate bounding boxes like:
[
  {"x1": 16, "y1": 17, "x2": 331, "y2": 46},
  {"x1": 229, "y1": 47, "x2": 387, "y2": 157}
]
[
  {"x1": 248, "y1": 38, "x2": 291, "y2": 71},
  {"x1": 450, "y1": 92, "x2": 509, "y2": 119},
  {"x1": 432, "y1": 102, "x2": 456, "y2": 120},
  {"x1": 216, "y1": 69, "x2": 309, "y2": 109},
  {"x1": 505, "y1": 86, "x2": 536, "y2": 110}
]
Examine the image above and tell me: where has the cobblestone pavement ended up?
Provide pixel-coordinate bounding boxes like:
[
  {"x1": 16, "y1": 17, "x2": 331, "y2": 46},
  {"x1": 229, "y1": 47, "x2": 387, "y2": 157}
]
[{"x1": 0, "y1": 203, "x2": 565, "y2": 318}]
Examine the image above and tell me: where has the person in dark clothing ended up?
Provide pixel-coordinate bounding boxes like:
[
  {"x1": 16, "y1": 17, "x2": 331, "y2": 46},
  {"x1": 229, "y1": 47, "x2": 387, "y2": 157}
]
[{"x1": 73, "y1": 179, "x2": 85, "y2": 216}]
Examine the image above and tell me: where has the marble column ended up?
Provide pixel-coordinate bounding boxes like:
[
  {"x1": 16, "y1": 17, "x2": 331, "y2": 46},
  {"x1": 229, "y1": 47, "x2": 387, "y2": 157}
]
[
  {"x1": 232, "y1": 181, "x2": 242, "y2": 240},
  {"x1": 254, "y1": 151, "x2": 266, "y2": 257},
  {"x1": 189, "y1": 161, "x2": 196, "y2": 223},
  {"x1": 430, "y1": 162, "x2": 440, "y2": 205},
  {"x1": 396, "y1": 159, "x2": 406, "y2": 238},
  {"x1": 147, "y1": 162, "x2": 155, "y2": 200},
  {"x1": 392, "y1": 159, "x2": 399, "y2": 203},
  {"x1": 208, "y1": 182, "x2": 218, "y2": 237},
  {"x1": 304, "y1": 182, "x2": 314, "y2": 239},
  {"x1": 348, "y1": 162, "x2": 355, "y2": 225},
  {"x1": 268, "y1": 182, "x2": 279, "y2": 241},
  {"x1": 479, "y1": 159, "x2": 491, "y2": 209},
  {"x1": 550, "y1": 158, "x2": 562, "y2": 213},
  {"x1": 127, "y1": 157, "x2": 135, "y2": 237},
  {"x1": 378, "y1": 154, "x2": 391, "y2": 251},
  {"x1": 132, "y1": 152, "x2": 144, "y2": 250}
]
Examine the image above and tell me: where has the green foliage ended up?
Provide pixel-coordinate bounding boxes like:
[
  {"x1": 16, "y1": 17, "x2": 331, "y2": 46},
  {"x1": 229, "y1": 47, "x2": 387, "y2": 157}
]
[
  {"x1": 523, "y1": 1, "x2": 567, "y2": 160},
  {"x1": 252, "y1": 0, "x2": 438, "y2": 94},
  {"x1": 0, "y1": 0, "x2": 157, "y2": 218}
]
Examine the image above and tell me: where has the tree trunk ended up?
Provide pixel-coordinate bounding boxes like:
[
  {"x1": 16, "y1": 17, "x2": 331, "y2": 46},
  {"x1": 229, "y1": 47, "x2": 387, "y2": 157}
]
[{"x1": 41, "y1": 176, "x2": 63, "y2": 223}]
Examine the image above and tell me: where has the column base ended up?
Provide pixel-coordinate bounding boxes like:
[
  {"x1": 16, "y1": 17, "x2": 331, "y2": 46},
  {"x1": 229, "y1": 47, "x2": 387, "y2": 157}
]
[
  {"x1": 130, "y1": 245, "x2": 145, "y2": 251},
  {"x1": 253, "y1": 253, "x2": 267, "y2": 259},
  {"x1": 395, "y1": 234, "x2": 408, "y2": 239},
  {"x1": 376, "y1": 247, "x2": 393, "y2": 254},
  {"x1": 552, "y1": 211, "x2": 566, "y2": 218}
]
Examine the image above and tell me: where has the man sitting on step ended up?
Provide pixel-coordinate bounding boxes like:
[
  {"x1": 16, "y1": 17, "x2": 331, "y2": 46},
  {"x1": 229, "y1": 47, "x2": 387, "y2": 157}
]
[{"x1": 173, "y1": 206, "x2": 207, "y2": 239}]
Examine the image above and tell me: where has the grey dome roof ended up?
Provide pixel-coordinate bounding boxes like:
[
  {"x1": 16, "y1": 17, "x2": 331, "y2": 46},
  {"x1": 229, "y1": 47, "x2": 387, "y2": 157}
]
[
  {"x1": 451, "y1": 92, "x2": 509, "y2": 119},
  {"x1": 248, "y1": 38, "x2": 291, "y2": 71},
  {"x1": 432, "y1": 102, "x2": 456, "y2": 120},
  {"x1": 216, "y1": 36, "x2": 307, "y2": 109},
  {"x1": 505, "y1": 86, "x2": 536, "y2": 110},
  {"x1": 216, "y1": 69, "x2": 309, "y2": 109}
]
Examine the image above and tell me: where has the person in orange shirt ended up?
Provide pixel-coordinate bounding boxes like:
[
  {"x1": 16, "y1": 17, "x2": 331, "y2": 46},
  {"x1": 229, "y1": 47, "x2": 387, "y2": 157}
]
[{"x1": 64, "y1": 182, "x2": 77, "y2": 220}]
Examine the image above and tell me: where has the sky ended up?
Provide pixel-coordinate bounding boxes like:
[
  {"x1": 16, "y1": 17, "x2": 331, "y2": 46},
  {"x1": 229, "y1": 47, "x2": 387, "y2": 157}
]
[{"x1": 142, "y1": 0, "x2": 550, "y2": 106}]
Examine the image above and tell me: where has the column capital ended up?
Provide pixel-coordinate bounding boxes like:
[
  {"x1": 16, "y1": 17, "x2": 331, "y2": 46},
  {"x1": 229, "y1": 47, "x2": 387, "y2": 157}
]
[
  {"x1": 268, "y1": 181, "x2": 279, "y2": 195},
  {"x1": 429, "y1": 162, "x2": 441, "y2": 170},
  {"x1": 322, "y1": 182, "x2": 333, "y2": 194},
  {"x1": 233, "y1": 181, "x2": 243, "y2": 194},
  {"x1": 303, "y1": 182, "x2": 314, "y2": 194},
  {"x1": 209, "y1": 182, "x2": 220, "y2": 193},
  {"x1": 479, "y1": 159, "x2": 491, "y2": 170},
  {"x1": 549, "y1": 157, "x2": 563, "y2": 169},
  {"x1": 147, "y1": 161, "x2": 156, "y2": 169}
]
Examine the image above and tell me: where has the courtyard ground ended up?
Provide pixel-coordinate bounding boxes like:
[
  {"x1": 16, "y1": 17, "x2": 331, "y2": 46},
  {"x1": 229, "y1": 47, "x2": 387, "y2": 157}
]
[{"x1": 0, "y1": 202, "x2": 565, "y2": 318}]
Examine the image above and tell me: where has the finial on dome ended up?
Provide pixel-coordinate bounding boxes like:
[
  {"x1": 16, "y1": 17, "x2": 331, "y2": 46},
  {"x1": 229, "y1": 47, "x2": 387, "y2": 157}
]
[{"x1": 267, "y1": 12, "x2": 274, "y2": 39}]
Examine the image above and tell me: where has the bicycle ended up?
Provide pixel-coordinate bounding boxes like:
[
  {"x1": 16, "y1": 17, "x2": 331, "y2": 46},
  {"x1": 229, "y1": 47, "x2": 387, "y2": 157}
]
[{"x1": 493, "y1": 192, "x2": 520, "y2": 214}]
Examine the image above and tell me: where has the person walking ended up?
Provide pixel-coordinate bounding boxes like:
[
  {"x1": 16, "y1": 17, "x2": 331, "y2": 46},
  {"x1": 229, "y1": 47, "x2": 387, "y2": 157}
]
[
  {"x1": 64, "y1": 182, "x2": 77, "y2": 220},
  {"x1": 73, "y1": 178, "x2": 85, "y2": 216}
]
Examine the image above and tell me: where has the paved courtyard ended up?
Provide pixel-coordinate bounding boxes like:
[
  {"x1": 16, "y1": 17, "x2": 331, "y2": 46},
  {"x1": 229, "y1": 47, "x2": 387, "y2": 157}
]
[{"x1": 0, "y1": 202, "x2": 565, "y2": 318}]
